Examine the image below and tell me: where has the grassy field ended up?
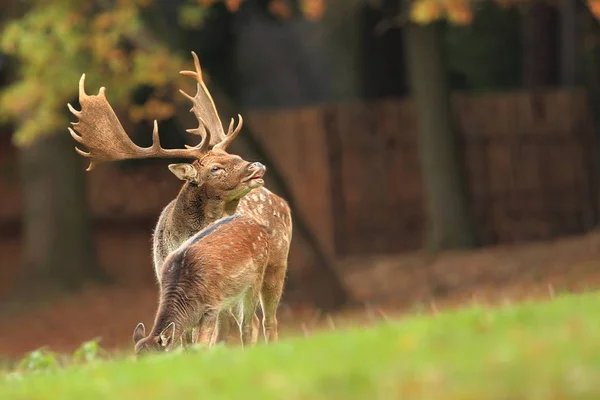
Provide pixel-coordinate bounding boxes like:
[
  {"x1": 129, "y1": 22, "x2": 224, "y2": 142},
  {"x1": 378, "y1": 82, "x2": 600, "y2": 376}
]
[{"x1": 2, "y1": 292, "x2": 600, "y2": 400}]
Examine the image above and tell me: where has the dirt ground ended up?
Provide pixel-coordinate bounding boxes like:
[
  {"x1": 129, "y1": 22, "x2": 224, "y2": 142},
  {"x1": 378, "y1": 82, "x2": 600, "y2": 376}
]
[{"x1": 1, "y1": 231, "x2": 599, "y2": 360}]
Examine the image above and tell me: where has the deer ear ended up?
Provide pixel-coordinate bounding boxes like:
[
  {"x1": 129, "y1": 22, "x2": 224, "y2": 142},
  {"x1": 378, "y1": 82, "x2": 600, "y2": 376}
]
[
  {"x1": 168, "y1": 163, "x2": 199, "y2": 183},
  {"x1": 159, "y1": 322, "x2": 175, "y2": 347},
  {"x1": 133, "y1": 322, "x2": 145, "y2": 344}
]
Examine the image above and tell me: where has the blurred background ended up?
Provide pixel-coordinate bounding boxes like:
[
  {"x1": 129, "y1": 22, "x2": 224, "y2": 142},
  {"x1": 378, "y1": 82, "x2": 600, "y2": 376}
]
[{"x1": 1, "y1": 0, "x2": 600, "y2": 358}]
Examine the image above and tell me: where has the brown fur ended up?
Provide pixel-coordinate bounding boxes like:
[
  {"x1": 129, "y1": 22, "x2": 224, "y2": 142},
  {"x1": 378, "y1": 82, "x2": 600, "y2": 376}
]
[
  {"x1": 153, "y1": 151, "x2": 292, "y2": 344},
  {"x1": 67, "y1": 52, "x2": 292, "y2": 345},
  {"x1": 134, "y1": 214, "x2": 270, "y2": 355},
  {"x1": 152, "y1": 150, "x2": 266, "y2": 275}
]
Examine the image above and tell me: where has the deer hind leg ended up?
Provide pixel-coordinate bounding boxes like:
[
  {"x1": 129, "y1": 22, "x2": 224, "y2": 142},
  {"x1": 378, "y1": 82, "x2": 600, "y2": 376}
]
[
  {"x1": 209, "y1": 314, "x2": 221, "y2": 347},
  {"x1": 260, "y1": 263, "x2": 286, "y2": 343},
  {"x1": 237, "y1": 287, "x2": 261, "y2": 348},
  {"x1": 195, "y1": 311, "x2": 219, "y2": 348}
]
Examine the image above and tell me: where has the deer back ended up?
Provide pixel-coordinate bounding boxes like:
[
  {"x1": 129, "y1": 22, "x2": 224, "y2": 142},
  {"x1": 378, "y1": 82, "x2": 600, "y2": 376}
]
[{"x1": 156, "y1": 214, "x2": 270, "y2": 328}]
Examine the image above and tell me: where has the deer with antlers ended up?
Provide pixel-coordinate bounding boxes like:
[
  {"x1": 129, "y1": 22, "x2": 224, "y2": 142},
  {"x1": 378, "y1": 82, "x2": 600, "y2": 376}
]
[{"x1": 67, "y1": 51, "x2": 292, "y2": 345}]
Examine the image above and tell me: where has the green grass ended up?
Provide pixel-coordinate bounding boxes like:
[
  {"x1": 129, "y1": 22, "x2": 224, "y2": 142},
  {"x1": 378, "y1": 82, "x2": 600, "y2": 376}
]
[{"x1": 2, "y1": 292, "x2": 600, "y2": 399}]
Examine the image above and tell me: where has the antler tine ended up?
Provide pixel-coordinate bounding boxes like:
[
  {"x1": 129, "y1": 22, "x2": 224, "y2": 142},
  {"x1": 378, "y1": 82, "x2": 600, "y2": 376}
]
[
  {"x1": 213, "y1": 114, "x2": 243, "y2": 151},
  {"x1": 67, "y1": 75, "x2": 210, "y2": 171},
  {"x1": 78, "y1": 74, "x2": 88, "y2": 102},
  {"x1": 183, "y1": 117, "x2": 211, "y2": 153},
  {"x1": 151, "y1": 120, "x2": 161, "y2": 150},
  {"x1": 179, "y1": 51, "x2": 227, "y2": 146}
]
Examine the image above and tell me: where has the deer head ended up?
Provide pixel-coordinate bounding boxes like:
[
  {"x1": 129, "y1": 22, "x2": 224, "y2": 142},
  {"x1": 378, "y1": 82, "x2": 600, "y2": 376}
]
[
  {"x1": 132, "y1": 322, "x2": 176, "y2": 355},
  {"x1": 67, "y1": 52, "x2": 265, "y2": 199}
]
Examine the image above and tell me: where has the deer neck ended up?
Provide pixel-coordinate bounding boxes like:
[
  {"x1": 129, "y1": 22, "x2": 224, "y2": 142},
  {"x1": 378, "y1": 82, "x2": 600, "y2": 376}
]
[
  {"x1": 224, "y1": 198, "x2": 240, "y2": 216},
  {"x1": 151, "y1": 287, "x2": 192, "y2": 343},
  {"x1": 170, "y1": 182, "x2": 234, "y2": 233}
]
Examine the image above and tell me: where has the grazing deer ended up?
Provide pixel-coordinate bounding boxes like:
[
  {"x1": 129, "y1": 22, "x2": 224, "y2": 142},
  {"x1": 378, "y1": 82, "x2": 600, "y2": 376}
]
[
  {"x1": 132, "y1": 213, "x2": 270, "y2": 355},
  {"x1": 67, "y1": 51, "x2": 292, "y2": 344}
]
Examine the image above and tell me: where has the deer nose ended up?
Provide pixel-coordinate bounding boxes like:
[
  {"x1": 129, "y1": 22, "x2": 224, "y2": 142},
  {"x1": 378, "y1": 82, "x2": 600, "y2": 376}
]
[{"x1": 249, "y1": 162, "x2": 266, "y2": 172}]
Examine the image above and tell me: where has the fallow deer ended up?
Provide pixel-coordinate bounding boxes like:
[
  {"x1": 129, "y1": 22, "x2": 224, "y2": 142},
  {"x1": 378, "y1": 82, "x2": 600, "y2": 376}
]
[
  {"x1": 67, "y1": 51, "x2": 292, "y2": 344},
  {"x1": 132, "y1": 213, "x2": 270, "y2": 355}
]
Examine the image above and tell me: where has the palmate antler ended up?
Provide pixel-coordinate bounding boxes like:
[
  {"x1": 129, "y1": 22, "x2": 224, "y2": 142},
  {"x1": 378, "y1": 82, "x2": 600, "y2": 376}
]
[
  {"x1": 179, "y1": 51, "x2": 243, "y2": 151},
  {"x1": 67, "y1": 51, "x2": 241, "y2": 171},
  {"x1": 68, "y1": 75, "x2": 211, "y2": 171}
]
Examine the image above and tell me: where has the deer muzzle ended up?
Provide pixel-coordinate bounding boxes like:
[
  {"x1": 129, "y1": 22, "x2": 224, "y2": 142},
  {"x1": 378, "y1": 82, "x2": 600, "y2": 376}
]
[{"x1": 244, "y1": 162, "x2": 266, "y2": 186}]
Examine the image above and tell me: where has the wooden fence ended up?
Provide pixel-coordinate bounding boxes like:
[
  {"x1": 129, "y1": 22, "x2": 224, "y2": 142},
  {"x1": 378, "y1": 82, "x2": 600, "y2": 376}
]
[
  {"x1": 247, "y1": 89, "x2": 599, "y2": 257},
  {"x1": 0, "y1": 88, "x2": 598, "y2": 296}
]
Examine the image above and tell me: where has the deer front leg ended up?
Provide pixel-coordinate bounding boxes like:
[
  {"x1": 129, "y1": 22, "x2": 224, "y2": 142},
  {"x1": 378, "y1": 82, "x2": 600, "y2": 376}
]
[
  {"x1": 209, "y1": 314, "x2": 221, "y2": 347},
  {"x1": 195, "y1": 311, "x2": 219, "y2": 348},
  {"x1": 182, "y1": 329, "x2": 195, "y2": 347},
  {"x1": 215, "y1": 309, "x2": 232, "y2": 344}
]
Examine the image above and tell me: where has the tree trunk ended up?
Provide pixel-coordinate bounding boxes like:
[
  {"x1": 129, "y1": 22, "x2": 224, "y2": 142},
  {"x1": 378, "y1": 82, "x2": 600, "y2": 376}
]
[
  {"x1": 12, "y1": 132, "x2": 107, "y2": 304},
  {"x1": 522, "y1": 1, "x2": 559, "y2": 87},
  {"x1": 559, "y1": 0, "x2": 578, "y2": 85},
  {"x1": 403, "y1": 22, "x2": 477, "y2": 251}
]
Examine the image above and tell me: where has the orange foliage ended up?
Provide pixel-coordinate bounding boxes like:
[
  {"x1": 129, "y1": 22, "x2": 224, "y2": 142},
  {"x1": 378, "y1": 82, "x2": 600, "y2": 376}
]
[
  {"x1": 443, "y1": 0, "x2": 472, "y2": 25},
  {"x1": 589, "y1": 0, "x2": 600, "y2": 19},
  {"x1": 410, "y1": 0, "x2": 475, "y2": 25},
  {"x1": 225, "y1": 0, "x2": 241, "y2": 12},
  {"x1": 93, "y1": 12, "x2": 114, "y2": 31},
  {"x1": 410, "y1": 0, "x2": 443, "y2": 24},
  {"x1": 301, "y1": 0, "x2": 326, "y2": 21},
  {"x1": 269, "y1": 0, "x2": 292, "y2": 20}
]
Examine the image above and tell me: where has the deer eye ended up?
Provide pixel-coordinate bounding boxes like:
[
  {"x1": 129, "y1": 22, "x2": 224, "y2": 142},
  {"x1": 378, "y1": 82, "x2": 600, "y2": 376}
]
[{"x1": 210, "y1": 166, "x2": 222, "y2": 173}]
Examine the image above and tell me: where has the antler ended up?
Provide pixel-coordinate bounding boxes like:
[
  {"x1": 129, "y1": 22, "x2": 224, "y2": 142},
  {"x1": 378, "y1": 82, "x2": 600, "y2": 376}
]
[
  {"x1": 213, "y1": 114, "x2": 243, "y2": 151},
  {"x1": 179, "y1": 51, "x2": 243, "y2": 151},
  {"x1": 67, "y1": 74, "x2": 211, "y2": 171}
]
